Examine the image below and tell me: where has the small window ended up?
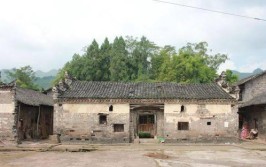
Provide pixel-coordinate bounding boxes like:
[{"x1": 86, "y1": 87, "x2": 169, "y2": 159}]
[
  {"x1": 99, "y1": 115, "x2": 107, "y2": 124},
  {"x1": 109, "y1": 105, "x2": 113, "y2": 112},
  {"x1": 181, "y1": 105, "x2": 185, "y2": 112},
  {"x1": 114, "y1": 124, "x2": 124, "y2": 132},
  {"x1": 178, "y1": 122, "x2": 189, "y2": 130},
  {"x1": 207, "y1": 122, "x2": 211, "y2": 126}
]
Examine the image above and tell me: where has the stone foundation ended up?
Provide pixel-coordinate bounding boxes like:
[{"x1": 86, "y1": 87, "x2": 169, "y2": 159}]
[{"x1": 165, "y1": 136, "x2": 240, "y2": 143}]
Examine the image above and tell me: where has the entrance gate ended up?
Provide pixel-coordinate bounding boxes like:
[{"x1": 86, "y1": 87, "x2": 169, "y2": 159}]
[
  {"x1": 138, "y1": 114, "x2": 155, "y2": 138},
  {"x1": 129, "y1": 104, "x2": 164, "y2": 142}
]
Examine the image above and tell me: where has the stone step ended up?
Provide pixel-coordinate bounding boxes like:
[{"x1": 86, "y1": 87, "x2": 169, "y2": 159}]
[{"x1": 135, "y1": 138, "x2": 159, "y2": 144}]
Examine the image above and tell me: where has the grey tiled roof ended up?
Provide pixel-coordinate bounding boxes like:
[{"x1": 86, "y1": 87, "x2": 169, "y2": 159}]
[
  {"x1": 0, "y1": 80, "x2": 15, "y2": 88},
  {"x1": 59, "y1": 81, "x2": 233, "y2": 100},
  {"x1": 16, "y1": 87, "x2": 53, "y2": 106},
  {"x1": 235, "y1": 71, "x2": 266, "y2": 86},
  {"x1": 239, "y1": 92, "x2": 266, "y2": 108}
]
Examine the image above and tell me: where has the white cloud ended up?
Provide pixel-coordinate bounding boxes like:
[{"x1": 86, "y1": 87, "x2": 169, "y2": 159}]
[
  {"x1": 0, "y1": 0, "x2": 265, "y2": 72},
  {"x1": 218, "y1": 60, "x2": 237, "y2": 73}
]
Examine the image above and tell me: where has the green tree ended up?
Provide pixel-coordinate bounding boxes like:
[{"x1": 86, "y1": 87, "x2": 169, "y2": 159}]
[
  {"x1": 153, "y1": 42, "x2": 227, "y2": 83},
  {"x1": 179, "y1": 42, "x2": 228, "y2": 71},
  {"x1": 134, "y1": 36, "x2": 158, "y2": 81},
  {"x1": 83, "y1": 39, "x2": 101, "y2": 81},
  {"x1": 126, "y1": 36, "x2": 158, "y2": 81},
  {"x1": 109, "y1": 37, "x2": 129, "y2": 81},
  {"x1": 173, "y1": 52, "x2": 217, "y2": 83},
  {"x1": 156, "y1": 46, "x2": 176, "y2": 81},
  {"x1": 7, "y1": 66, "x2": 38, "y2": 90},
  {"x1": 53, "y1": 38, "x2": 229, "y2": 84},
  {"x1": 225, "y1": 69, "x2": 238, "y2": 84},
  {"x1": 99, "y1": 38, "x2": 112, "y2": 81}
]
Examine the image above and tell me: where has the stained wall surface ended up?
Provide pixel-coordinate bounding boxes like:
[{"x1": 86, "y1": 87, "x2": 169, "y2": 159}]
[
  {"x1": 164, "y1": 103, "x2": 238, "y2": 142},
  {"x1": 54, "y1": 101, "x2": 237, "y2": 143},
  {"x1": 54, "y1": 103, "x2": 130, "y2": 143},
  {"x1": 241, "y1": 74, "x2": 266, "y2": 102},
  {"x1": 0, "y1": 90, "x2": 15, "y2": 141}
]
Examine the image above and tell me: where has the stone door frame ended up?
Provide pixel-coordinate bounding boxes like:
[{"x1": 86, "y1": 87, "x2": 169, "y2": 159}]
[{"x1": 129, "y1": 104, "x2": 164, "y2": 142}]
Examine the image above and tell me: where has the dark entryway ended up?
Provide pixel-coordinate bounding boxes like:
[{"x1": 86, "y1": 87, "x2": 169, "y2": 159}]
[{"x1": 17, "y1": 103, "x2": 53, "y2": 141}]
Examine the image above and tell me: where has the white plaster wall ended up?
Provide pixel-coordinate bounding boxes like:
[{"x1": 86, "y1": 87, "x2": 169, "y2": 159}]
[
  {"x1": 205, "y1": 104, "x2": 232, "y2": 114},
  {"x1": 164, "y1": 103, "x2": 232, "y2": 124},
  {"x1": 0, "y1": 90, "x2": 15, "y2": 140},
  {"x1": 0, "y1": 90, "x2": 14, "y2": 113},
  {"x1": 62, "y1": 103, "x2": 130, "y2": 114},
  {"x1": 0, "y1": 103, "x2": 14, "y2": 113},
  {"x1": 165, "y1": 104, "x2": 197, "y2": 114},
  {"x1": 165, "y1": 103, "x2": 231, "y2": 114}
]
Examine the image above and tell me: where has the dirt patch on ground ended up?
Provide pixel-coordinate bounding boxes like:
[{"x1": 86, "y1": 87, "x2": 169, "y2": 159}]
[
  {"x1": 144, "y1": 152, "x2": 170, "y2": 159},
  {"x1": 0, "y1": 151, "x2": 36, "y2": 167}
]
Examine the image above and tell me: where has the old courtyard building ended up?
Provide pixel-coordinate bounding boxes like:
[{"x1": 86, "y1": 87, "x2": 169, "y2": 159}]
[
  {"x1": 236, "y1": 71, "x2": 266, "y2": 140},
  {"x1": 53, "y1": 73, "x2": 238, "y2": 143},
  {"x1": 0, "y1": 82, "x2": 53, "y2": 143}
]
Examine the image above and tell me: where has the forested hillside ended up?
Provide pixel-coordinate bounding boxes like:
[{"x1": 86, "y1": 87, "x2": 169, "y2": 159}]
[
  {"x1": 0, "y1": 69, "x2": 57, "y2": 90},
  {"x1": 232, "y1": 68, "x2": 263, "y2": 80}
]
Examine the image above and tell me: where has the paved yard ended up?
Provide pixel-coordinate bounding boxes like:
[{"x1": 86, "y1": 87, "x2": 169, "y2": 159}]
[{"x1": 0, "y1": 145, "x2": 266, "y2": 167}]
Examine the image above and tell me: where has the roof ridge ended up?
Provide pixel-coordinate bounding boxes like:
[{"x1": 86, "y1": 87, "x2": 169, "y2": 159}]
[{"x1": 73, "y1": 80, "x2": 216, "y2": 85}]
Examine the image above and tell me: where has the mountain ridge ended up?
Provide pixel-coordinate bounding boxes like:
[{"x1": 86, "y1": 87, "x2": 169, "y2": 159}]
[
  {"x1": 232, "y1": 68, "x2": 264, "y2": 80},
  {"x1": 0, "y1": 69, "x2": 58, "y2": 90}
]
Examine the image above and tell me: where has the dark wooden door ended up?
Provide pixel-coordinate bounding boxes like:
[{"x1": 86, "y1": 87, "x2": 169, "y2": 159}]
[{"x1": 138, "y1": 115, "x2": 155, "y2": 138}]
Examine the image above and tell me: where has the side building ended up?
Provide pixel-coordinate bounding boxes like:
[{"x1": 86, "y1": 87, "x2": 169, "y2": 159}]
[
  {"x1": 0, "y1": 82, "x2": 53, "y2": 143},
  {"x1": 53, "y1": 73, "x2": 238, "y2": 143},
  {"x1": 236, "y1": 71, "x2": 266, "y2": 139}
]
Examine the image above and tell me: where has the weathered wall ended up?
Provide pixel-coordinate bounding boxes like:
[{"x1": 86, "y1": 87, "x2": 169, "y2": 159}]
[
  {"x1": 0, "y1": 90, "x2": 15, "y2": 141},
  {"x1": 242, "y1": 74, "x2": 266, "y2": 102},
  {"x1": 55, "y1": 101, "x2": 237, "y2": 143},
  {"x1": 54, "y1": 103, "x2": 130, "y2": 143},
  {"x1": 164, "y1": 103, "x2": 238, "y2": 142},
  {"x1": 239, "y1": 73, "x2": 266, "y2": 140}
]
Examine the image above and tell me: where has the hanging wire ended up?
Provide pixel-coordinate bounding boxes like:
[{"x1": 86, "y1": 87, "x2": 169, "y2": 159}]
[{"x1": 153, "y1": 0, "x2": 266, "y2": 22}]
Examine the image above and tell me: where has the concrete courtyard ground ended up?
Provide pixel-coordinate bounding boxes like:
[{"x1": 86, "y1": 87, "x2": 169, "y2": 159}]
[{"x1": 1, "y1": 142, "x2": 266, "y2": 167}]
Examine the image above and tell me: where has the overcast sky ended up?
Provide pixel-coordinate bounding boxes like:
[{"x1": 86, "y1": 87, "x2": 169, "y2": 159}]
[{"x1": 0, "y1": 0, "x2": 265, "y2": 72}]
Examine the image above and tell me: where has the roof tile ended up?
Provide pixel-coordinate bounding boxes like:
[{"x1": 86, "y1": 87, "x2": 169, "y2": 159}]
[
  {"x1": 16, "y1": 87, "x2": 53, "y2": 106},
  {"x1": 59, "y1": 81, "x2": 233, "y2": 100}
]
